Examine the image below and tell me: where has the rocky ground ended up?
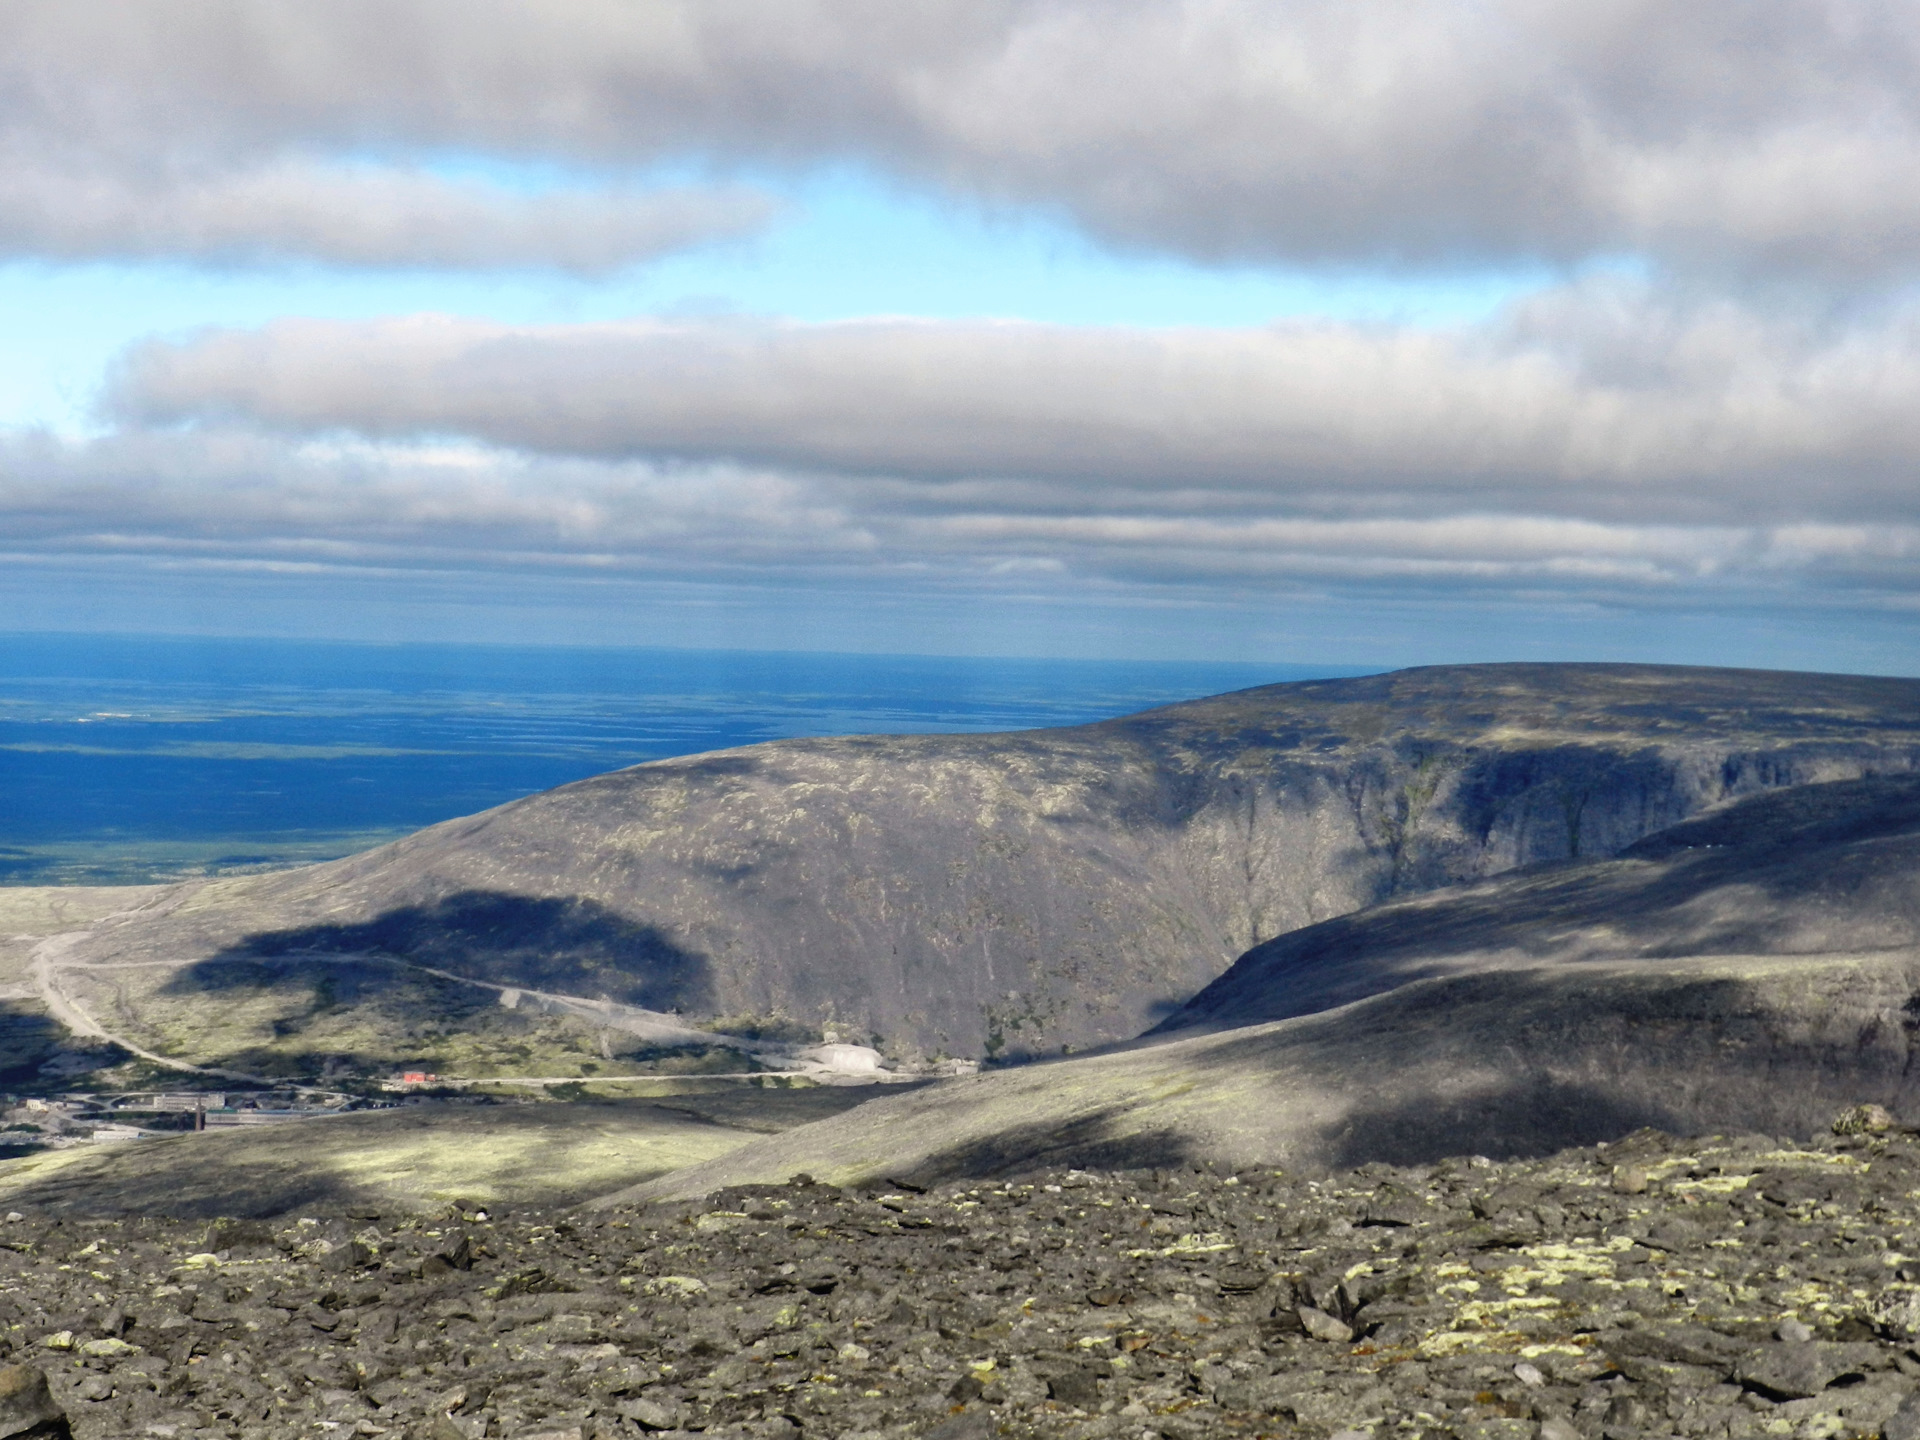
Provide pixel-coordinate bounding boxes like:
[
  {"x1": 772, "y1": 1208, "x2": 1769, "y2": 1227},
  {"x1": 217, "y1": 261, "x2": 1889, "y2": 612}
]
[{"x1": 9, "y1": 1109, "x2": 1920, "y2": 1440}]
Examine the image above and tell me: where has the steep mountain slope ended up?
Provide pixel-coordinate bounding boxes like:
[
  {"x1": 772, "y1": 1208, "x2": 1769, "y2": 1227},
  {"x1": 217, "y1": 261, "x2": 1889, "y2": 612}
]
[
  {"x1": 601, "y1": 950, "x2": 1920, "y2": 1201},
  {"x1": 51, "y1": 664, "x2": 1920, "y2": 1064},
  {"x1": 603, "y1": 776, "x2": 1920, "y2": 1199},
  {"x1": 1157, "y1": 771, "x2": 1920, "y2": 1034}
]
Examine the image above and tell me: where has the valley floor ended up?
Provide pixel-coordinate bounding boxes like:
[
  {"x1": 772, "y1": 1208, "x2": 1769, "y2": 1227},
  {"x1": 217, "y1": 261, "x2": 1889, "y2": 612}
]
[{"x1": 0, "y1": 1091, "x2": 889, "y2": 1219}]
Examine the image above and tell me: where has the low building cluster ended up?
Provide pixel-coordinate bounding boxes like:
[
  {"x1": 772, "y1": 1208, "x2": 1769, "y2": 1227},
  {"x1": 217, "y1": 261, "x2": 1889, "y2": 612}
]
[{"x1": 0, "y1": 1091, "x2": 368, "y2": 1149}]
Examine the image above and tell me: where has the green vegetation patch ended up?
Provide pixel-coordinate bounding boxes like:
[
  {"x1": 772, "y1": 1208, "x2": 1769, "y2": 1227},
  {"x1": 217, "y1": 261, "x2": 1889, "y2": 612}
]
[
  {"x1": 66, "y1": 956, "x2": 758, "y2": 1081},
  {"x1": 699, "y1": 1011, "x2": 823, "y2": 1045},
  {"x1": 0, "y1": 837, "x2": 411, "y2": 886},
  {"x1": 0, "y1": 884, "x2": 171, "y2": 935},
  {"x1": 0, "y1": 1100, "x2": 763, "y2": 1216}
]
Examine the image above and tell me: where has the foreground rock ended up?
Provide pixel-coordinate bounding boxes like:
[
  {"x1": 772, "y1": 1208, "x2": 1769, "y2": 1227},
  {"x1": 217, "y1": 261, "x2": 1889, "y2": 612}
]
[
  {"x1": 43, "y1": 664, "x2": 1920, "y2": 1069},
  {"x1": 10, "y1": 1119, "x2": 1920, "y2": 1439},
  {"x1": 0, "y1": 1362, "x2": 70, "y2": 1438}
]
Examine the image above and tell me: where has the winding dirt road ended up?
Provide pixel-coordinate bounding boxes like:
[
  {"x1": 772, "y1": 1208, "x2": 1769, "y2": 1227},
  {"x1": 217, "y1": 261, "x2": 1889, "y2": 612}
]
[{"x1": 19, "y1": 883, "x2": 896, "y2": 1085}]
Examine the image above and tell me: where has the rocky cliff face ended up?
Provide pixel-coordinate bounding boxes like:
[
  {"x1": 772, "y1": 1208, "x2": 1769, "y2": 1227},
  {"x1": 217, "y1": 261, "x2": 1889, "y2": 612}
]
[
  {"x1": 608, "y1": 770, "x2": 1920, "y2": 1197},
  {"x1": 1157, "y1": 771, "x2": 1920, "y2": 1036},
  {"x1": 60, "y1": 663, "x2": 1920, "y2": 1063}
]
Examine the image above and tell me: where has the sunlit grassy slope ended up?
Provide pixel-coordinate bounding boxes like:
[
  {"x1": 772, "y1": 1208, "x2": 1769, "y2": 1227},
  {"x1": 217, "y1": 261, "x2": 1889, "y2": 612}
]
[{"x1": 0, "y1": 1089, "x2": 880, "y2": 1217}]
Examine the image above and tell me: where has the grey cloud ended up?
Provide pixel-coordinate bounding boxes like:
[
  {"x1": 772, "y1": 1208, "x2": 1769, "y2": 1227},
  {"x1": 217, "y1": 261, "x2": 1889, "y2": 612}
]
[
  {"x1": 108, "y1": 292, "x2": 1920, "y2": 526},
  {"x1": 0, "y1": 428, "x2": 865, "y2": 569},
  {"x1": 0, "y1": 152, "x2": 778, "y2": 270},
  {"x1": 5, "y1": 416, "x2": 1919, "y2": 612},
  {"x1": 3, "y1": 1, "x2": 1919, "y2": 277}
]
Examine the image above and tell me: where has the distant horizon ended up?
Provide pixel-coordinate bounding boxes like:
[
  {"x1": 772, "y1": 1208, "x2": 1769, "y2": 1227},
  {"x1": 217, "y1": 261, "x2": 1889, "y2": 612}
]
[
  {"x1": 3, "y1": 627, "x2": 1918, "y2": 681},
  {"x1": 0, "y1": 636, "x2": 1377, "y2": 886},
  {"x1": 1, "y1": 627, "x2": 1388, "y2": 679},
  {"x1": 0, "y1": 626, "x2": 1375, "y2": 670}
]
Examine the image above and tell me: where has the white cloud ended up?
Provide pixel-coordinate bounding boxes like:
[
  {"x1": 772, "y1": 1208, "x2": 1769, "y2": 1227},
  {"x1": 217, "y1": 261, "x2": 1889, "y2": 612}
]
[
  {"x1": 2, "y1": 0, "x2": 1918, "y2": 277},
  {"x1": 0, "y1": 155, "x2": 778, "y2": 271},
  {"x1": 1, "y1": 414, "x2": 1915, "y2": 613},
  {"x1": 0, "y1": 428, "x2": 869, "y2": 572},
  {"x1": 56, "y1": 278, "x2": 1920, "y2": 614},
  {"x1": 7, "y1": 1, "x2": 1920, "y2": 642},
  {"x1": 107, "y1": 287, "x2": 1920, "y2": 526}
]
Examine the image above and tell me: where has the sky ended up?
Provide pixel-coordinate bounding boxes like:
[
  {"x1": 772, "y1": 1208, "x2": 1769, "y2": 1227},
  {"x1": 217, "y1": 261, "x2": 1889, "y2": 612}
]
[{"x1": 4, "y1": 1, "x2": 1920, "y2": 669}]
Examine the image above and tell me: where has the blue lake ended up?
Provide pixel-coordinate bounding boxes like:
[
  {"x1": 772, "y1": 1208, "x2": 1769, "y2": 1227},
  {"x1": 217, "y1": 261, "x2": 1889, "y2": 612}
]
[{"x1": 0, "y1": 633, "x2": 1375, "y2": 884}]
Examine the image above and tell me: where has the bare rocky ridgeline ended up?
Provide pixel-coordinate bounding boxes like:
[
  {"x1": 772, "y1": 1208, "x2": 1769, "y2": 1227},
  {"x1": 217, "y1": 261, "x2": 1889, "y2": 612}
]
[{"x1": 11, "y1": 1113, "x2": 1920, "y2": 1440}]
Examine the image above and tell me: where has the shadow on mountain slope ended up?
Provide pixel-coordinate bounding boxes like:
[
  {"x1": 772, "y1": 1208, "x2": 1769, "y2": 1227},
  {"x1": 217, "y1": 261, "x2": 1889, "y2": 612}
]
[
  {"x1": 1315, "y1": 1075, "x2": 1679, "y2": 1171},
  {"x1": 601, "y1": 953, "x2": 1920, "y2": 1202},
  {"x1": 125, "y1": 895, "x2": 719, "y2": 1074},
  {"x1": 888, "y1": 1107, "x2": 1200, "y2": 1189},
  {"x1": 0, "y1": 1003, "x2": 69, "y2": 1089},
  {"x1": 0, "y1": 999, "x2": 131, "y2": 1093},
  {"x1": 1157, "y1": 773, "x2": 1920, "y2": 1035},
  {"x1": 1256, "y1": 961, "x2": 1919, "y2": 1168},
  {"x1": 167, "y1": 890, "x2": 714, "y2": 1014},
  {"x1": 1624, "y1": 770, "x2": 1920, "y2": 856}
]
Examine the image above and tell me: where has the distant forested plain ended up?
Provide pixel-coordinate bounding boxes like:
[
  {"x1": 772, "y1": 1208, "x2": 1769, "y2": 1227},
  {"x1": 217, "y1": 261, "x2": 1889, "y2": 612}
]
[{"x1": 0, "y1": 633, "x2": 1359, "y2": 883}]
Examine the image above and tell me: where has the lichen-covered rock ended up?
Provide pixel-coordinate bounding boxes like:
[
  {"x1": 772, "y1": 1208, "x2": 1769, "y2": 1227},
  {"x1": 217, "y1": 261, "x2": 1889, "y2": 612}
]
[
  {"x1": 1835, "y1": 1103, "x2": 1898, "y2": 1136},
  {"x1": 7, "y1": 1119, "x2": 1920, "y2": 1439}
]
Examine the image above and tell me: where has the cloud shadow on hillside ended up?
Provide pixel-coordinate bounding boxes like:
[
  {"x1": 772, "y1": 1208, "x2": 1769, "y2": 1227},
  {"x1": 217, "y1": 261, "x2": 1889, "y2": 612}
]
[
  {"x1": 1186, "y1": 962, "x2": 1920, "y2": 1170},
  {"x1": 884, "y1": 1104, "x2": 1199, "y2": 1190},
  {"x1": 166, "y1": 890, "x2": 715, "y2": 1014}
]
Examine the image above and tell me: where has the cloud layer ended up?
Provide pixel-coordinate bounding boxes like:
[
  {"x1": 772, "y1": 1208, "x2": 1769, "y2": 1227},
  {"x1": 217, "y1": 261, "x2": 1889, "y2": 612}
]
[
  {"x1": 111, "y1": 289, "x2": 1920, "y2": 528},
  {"x1": 4, "y1": 0, "x2": 1920, "y2": 276},
  {"x1": 7, "y1": 421, "x2": 1918, "y2": 610},
  {"x1": 0, "y1": 281, "x2": 1905, "y2": 617},
  {"x1": 6, "y1": 2, "x2": 1920, "y2": 652},
  {"x1": 0, "y1": 158, "x2": 778, "y2": 271}
]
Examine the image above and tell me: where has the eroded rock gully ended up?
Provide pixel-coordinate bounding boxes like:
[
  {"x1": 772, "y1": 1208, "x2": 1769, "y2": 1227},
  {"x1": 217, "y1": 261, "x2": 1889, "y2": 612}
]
[{"x1": 14, "y1": 1115, "x2": 1920, "y2": 1439}]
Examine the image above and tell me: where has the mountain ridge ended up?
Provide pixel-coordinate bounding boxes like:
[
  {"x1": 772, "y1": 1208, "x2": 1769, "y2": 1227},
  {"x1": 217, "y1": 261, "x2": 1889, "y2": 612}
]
[{"x1": 40, "y1": 662, "x2": 1920, "y2": 1067}]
